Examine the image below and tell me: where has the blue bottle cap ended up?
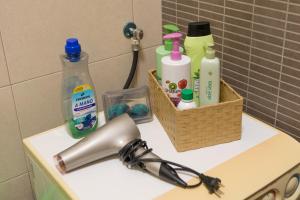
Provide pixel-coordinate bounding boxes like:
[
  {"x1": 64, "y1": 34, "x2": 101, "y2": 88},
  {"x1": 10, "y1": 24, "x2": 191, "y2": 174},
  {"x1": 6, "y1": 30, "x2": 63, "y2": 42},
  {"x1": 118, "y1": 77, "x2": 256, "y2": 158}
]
[{"x1": 65, "y1": 38, "x2": 81, "y2": 62}]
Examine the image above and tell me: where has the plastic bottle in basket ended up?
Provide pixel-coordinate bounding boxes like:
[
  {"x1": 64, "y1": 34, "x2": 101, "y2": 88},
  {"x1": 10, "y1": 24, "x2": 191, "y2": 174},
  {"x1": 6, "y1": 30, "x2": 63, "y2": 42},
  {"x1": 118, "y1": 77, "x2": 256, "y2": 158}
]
[{"x1": 161, "y1": 33, "x2": 191, "y2": 106}]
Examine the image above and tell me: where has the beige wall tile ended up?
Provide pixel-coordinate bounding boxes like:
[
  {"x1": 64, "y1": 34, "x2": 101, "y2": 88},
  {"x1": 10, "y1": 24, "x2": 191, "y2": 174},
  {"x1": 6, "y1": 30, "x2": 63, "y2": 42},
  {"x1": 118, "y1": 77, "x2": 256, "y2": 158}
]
[
  {"x1": 90, "y1": 46, "x2": 157, "y2": 110},
  {"x1": 89, "y1": 52, "x2": 133, "y2": 110},
  {"x1": 0, "y1": 33, "x2": 9, "y2": 87},
  {"x1": 12, "y1": 73, "x2": 64, "y2": 138},
  {"x1": 0, "y1": 173, "x2": 34, "y2": 200},
  {"x1": 0, "y1": 0, "x2": 133, "y2": 83},
  {"x1": 135, "y1": 46, "x2": 157, "y2": 87},
  {"x1": 0, "y1": 86, "x2": 26, "y2": 182},
  {"x1": 133, "y1": 0, "x2": 162, "y2": 49}
]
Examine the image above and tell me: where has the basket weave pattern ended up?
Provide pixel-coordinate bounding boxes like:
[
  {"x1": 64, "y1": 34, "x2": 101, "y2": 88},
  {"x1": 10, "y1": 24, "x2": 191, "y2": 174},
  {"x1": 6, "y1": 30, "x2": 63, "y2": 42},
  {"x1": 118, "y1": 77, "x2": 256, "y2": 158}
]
[{"x1": 148, "y1": 69, "x2": 243, "y2": 152}]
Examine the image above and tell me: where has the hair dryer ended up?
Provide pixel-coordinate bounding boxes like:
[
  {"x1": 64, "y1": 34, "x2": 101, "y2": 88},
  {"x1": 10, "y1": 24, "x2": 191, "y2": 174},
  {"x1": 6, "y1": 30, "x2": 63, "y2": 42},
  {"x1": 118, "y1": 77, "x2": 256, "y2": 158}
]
[
  {"x1": 54, "y1": 114, "x2": 139, "y2": 173},
  {"x1": 54, "y1": 114, "x2": 222, "y2": 195}
]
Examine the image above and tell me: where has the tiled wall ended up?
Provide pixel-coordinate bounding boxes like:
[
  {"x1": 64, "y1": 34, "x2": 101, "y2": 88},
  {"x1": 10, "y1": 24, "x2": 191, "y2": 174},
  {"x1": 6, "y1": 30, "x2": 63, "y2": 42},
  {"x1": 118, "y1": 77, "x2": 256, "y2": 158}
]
[
  {"x1": 0, "y1": 0, "x2": 161, "y2": 199},
  {"x1": 162, "y1": 0, "x2": 300, "y2": 140}
]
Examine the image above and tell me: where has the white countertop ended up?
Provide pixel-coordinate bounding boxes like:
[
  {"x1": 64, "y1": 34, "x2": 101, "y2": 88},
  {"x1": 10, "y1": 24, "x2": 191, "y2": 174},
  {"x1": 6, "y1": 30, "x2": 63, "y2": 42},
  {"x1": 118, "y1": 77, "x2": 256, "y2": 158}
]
[{"x1": 24, "y1": 113, "x2": 279, "y2": 200}]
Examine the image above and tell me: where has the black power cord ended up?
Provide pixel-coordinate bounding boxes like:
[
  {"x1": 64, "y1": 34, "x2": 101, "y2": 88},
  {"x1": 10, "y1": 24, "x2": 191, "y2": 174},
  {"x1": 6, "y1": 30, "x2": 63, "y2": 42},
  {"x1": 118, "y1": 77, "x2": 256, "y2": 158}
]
[
  {"x1": 123, "y1": 51, "x2": 139, "y2": 89},
  {"x1": 119, "y1": 139, "x2": 223, "y2": 196}
]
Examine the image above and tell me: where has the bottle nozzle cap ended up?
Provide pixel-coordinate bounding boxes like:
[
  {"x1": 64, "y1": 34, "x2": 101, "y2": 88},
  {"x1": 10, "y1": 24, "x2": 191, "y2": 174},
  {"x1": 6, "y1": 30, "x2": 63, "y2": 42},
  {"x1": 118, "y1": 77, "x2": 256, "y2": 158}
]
[
  {"x1": 187, "y1": 21, "x2": 211, "y2": 37},
  {"x1": 206, "y1": 43, "x2": 215, "y2": 59},
  {"x1": 163, "y1": 24, "x2": 180, "y2": 34},
  {"x1": 181, "y1": 89, "x2": 193, "y2": 100},
  {"x1": 163, "y1": 33, "x2": 182, "y2": 60},
  {"x1": 163, "y1": 24, "x2": 180, "y2": 51},
  {"x1": 65, "y1": 38, "x2": 81, "y2": 62},
  {"x1": 65, "y1": 38, "x2": 81, "y2": 55}
]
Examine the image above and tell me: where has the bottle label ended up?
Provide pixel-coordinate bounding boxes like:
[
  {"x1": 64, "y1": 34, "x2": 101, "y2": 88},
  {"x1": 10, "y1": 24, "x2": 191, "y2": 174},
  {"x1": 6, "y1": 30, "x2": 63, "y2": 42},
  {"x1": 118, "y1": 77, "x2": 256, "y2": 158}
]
[
  {"x1": 164, "y1": 79, "x2": 188, "y2": 106},
  {"x1": 192, "y1": 70, "x2": 200, "y2": 105},
  {"x1": 71, "y1": 84, "x2": 97, "y2": 131},
  {"x1": 193, "y1": 79, "x2": 200, "y2": 92},
  {"x1": 206, "y1": 80, "x2": 213, "y2": 100}
]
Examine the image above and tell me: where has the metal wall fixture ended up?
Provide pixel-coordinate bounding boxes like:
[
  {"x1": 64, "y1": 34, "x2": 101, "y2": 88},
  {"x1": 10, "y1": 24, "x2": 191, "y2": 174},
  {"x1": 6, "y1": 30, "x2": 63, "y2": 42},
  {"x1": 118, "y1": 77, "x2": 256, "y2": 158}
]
[
  {"x1": 123, "y1": 22, "x2": 144, "y2": 51},
  {"x1": 122, "y1": 22, "x2": 144, "y2": 89}
]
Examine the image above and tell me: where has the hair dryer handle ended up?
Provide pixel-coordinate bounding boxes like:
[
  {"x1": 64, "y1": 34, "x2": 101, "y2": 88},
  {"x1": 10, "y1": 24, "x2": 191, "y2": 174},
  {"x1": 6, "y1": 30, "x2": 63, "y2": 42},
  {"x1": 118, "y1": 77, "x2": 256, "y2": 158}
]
[{"x1": 136, "y1": 148, "x2": 186, "y2": 187}]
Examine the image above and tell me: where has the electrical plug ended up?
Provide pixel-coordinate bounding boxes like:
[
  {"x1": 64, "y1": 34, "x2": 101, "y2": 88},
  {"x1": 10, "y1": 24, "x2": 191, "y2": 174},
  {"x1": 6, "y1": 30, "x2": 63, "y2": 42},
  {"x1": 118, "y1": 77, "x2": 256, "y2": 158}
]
[{"x1": 200, "y1": 174, "x2": 224, "y2": 197}]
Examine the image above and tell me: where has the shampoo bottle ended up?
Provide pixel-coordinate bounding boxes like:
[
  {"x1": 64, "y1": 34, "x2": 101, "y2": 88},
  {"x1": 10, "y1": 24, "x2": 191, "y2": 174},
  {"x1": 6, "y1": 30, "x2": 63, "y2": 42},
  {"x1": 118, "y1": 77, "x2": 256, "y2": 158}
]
[
  {"x1": 184, "y1": 22, "x2": 214, "y2": 105},
  {"x1": 61, "y1": 38, "x2": 98, "y2": 138},
  {"x1": 156, "y1": 24, "x2": 184, "y2": 82},
  {"x1": 199, "y1": 44, "x2": 220, "y2": 106},
  {"x1": 161, "y1": 33, "x2": 191, "y2": 106}
]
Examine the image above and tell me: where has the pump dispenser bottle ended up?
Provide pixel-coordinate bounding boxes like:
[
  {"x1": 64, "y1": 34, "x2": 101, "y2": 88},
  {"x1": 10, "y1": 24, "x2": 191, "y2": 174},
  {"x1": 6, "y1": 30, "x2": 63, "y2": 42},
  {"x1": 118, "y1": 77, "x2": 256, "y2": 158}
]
[
  {"x1": 156, "y1": 24, "x2": 184, "y2": 82},
  {"x1": 199, "y1": 44, "x2": 220, "y2": 106},
  {"x1": 161, "y1": 33, "x2": 191, "y2": 106},
  {"x1": 184, "y1": 22, "x2": 214, "y2": 105},
  {"x1": 61, "y1": 38, "x2": 98, "y2": 138}
]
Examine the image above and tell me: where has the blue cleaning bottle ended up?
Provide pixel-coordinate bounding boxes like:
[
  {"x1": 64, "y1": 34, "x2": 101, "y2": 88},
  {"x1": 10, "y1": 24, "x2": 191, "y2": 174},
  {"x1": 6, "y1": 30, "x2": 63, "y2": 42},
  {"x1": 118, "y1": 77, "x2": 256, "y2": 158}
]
[{"x1": 61, "y1": 38, "x2": 98, "y2": 138}]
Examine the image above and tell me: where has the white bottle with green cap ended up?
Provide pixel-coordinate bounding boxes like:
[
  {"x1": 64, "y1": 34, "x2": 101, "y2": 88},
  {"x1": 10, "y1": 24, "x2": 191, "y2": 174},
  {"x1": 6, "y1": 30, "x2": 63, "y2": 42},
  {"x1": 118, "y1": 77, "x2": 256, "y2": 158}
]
[
  {"x1": 199, "y1": 44, "x2": 220, "y2": 106},
  {"x1": 177, "y1": 89, "x2": 197, "y2": 110}
]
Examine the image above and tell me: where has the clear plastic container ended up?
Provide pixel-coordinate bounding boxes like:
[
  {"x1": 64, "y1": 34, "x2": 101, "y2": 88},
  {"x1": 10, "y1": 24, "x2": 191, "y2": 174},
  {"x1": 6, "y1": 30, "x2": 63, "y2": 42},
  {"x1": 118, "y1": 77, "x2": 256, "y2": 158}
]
[
  {"x1": 102, "y1": 86, "x2": 152, "y2": 124},
  {"x1": 61, "y1": 38, "x2": 98, "y2": 138}
]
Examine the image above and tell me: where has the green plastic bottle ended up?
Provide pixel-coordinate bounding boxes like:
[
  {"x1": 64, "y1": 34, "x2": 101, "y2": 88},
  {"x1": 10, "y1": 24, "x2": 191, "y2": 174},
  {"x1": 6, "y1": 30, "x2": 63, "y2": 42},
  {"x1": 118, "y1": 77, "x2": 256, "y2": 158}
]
[
  {"x1": 184, "y1": 22, "x2": 214, "y2": 106},
  {"x1": 61, "y1": 38, "x2": 98, "y2": 139},
  {"x1": 156, "y1": 24, "x2": 184, "y2": 82}
]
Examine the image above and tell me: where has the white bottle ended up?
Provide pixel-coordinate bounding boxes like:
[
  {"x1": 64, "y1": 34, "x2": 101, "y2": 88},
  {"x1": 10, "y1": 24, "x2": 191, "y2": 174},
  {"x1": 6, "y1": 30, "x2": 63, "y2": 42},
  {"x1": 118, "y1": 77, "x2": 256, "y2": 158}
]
[
  {"x1": 199, "y1": 44, "x2": 220, "y2": 106},
  {"x1": 177, "y1": 89, "x2": 197, "y2": 110},
  {"x1": 161, "y1": 32, "x2": 191, "y2": 106}
]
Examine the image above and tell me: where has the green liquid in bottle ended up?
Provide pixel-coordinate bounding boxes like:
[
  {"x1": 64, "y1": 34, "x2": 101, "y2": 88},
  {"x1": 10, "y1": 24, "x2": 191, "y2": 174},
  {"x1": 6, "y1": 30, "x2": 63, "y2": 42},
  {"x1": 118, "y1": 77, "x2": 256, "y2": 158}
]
[{"x1": 68, "y1": 119, "x2": 98, "y2": 139}]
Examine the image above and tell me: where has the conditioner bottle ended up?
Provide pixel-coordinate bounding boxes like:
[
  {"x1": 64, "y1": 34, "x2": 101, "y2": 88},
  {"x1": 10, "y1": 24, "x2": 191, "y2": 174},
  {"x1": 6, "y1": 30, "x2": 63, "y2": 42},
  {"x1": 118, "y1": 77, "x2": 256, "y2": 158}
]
[
  {"x1": 199, "y1": 44, "x2": 220, "y2": 106},
  {"x1": 184, "y1": 22, "x2": 214, "y2": 105}
]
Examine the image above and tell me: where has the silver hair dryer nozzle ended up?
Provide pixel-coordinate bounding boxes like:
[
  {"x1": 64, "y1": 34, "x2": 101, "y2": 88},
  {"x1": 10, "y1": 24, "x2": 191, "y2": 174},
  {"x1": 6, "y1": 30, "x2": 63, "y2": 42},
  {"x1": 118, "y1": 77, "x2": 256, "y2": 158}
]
[{"x1": 54, "y1": 114, "x2": 140, "y2": 173}]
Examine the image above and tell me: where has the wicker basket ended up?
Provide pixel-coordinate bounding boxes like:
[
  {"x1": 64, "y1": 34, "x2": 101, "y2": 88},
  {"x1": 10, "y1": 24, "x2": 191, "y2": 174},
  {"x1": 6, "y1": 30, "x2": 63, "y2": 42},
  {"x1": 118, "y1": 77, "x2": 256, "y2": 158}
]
[{"x1": 148, "y1": 69, "x2": 243, "y2": 152}]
